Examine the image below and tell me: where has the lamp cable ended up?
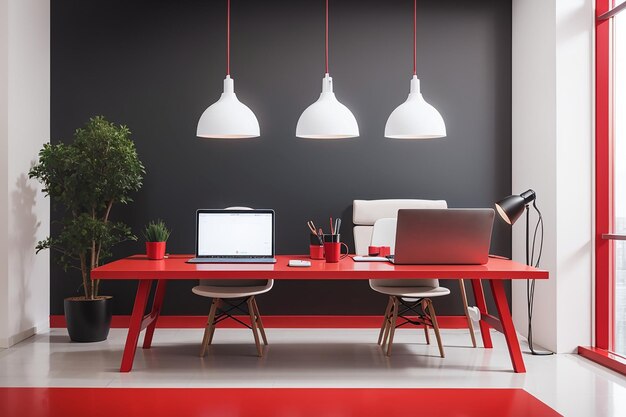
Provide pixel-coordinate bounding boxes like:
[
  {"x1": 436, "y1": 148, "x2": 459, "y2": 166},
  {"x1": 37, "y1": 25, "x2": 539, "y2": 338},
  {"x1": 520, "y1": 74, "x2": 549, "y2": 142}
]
[
  {"x1": 413, "y1": 0, "x2": 417, "y2": 75},
  {"x1": 325, "y1": 0, "x2": 329, "y2": 74},
  {"x1": 226, "y1": 0, "x2": 231, "y2": 76},
  {"x1": 527, "y1": 201, "x2": 553, "y2": 356}
]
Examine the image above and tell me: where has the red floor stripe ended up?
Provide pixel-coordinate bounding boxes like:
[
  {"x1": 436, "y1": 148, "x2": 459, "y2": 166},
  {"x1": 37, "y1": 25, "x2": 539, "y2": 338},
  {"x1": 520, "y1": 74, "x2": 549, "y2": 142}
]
[
  {"x1": 49, "y1": 315, "x2": 470, "y2": 329},
  {"x1": 0, "y1": 388, "x2": 560, "y2": 417}
]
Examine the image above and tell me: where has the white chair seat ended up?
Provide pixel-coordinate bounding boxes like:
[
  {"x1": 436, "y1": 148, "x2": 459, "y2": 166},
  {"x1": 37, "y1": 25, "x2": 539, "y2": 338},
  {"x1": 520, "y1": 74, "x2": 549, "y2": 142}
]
[
  {"x1": 192, "y1": 281, "x2": 273, "y2": 299},
  {"x1": 369, "y1": 282, "x2": 451, "y2": 298}
]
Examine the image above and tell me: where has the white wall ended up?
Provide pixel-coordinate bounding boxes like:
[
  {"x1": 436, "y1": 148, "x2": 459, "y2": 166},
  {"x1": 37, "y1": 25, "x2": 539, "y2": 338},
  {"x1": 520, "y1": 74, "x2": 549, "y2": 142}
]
[
  {"x1": 512, "y1": 0, "x2": 593, "y2": 353},
  {"x1": 0, "y1": 0, "x2": 50, "y2": 348},
  {"x1": 554, "y1": 0, "x2": 594, "y2": 353}
]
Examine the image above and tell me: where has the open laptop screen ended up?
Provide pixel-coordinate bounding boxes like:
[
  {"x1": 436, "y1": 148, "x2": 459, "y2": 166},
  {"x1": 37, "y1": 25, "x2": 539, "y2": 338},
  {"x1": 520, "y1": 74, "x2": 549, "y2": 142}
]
[{"x1": 196, "y1": 210, "x2": 274, "y2": 257}]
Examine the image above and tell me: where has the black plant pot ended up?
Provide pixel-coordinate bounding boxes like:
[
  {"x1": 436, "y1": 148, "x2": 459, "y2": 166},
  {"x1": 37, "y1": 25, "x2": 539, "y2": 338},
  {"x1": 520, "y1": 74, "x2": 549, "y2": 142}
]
[{"x1": 64, "y1": 297, "x2": 112, "y2": 342}]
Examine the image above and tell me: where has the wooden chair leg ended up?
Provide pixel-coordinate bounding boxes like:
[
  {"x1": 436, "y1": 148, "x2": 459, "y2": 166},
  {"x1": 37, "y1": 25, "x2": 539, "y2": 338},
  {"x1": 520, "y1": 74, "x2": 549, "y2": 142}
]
[
  {"x1": 421, "y1": 299, "x2": 430, "y2": 345},
  {"x1": 378, "y1": 296, "x2": 394, "y2": 345},
  {"x1": 247, "y1": 298, "x2": 263, "y2": 357},
  {"x1": 386, "y1": 297, "x2": 399, "y2": 357},
  {"x1": 208, "y1": 299, "x2": 220, "y2": 345},
  {"x1": 200, "y1": 298, "x2": 219, "y2": 357},
  {"x1": 459, "y1": 279, "x2": 477, "y2": 348},
  {"x1": 381, "y1": 297, "x2": 395, "y2": 350},
  {"x1": 426, "y1": 299, "x2": 445, "y2": 358},
  {"x1": 251, "y1": 297, "x2": 268, "y2": 346}
]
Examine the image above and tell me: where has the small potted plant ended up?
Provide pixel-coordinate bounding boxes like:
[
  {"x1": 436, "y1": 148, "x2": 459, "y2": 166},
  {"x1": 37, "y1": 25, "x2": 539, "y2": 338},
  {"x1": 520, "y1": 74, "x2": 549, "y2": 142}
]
[{"x1": 143, "y1": 220, "x2": 170, "y2": 260}]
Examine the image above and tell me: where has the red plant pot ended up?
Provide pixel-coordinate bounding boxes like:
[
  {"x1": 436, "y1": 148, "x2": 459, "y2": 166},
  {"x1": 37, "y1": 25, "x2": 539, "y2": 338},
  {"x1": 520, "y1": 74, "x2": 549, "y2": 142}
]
[{"x1": 146, "y1": 241, "x2": 166, "y2": 260}]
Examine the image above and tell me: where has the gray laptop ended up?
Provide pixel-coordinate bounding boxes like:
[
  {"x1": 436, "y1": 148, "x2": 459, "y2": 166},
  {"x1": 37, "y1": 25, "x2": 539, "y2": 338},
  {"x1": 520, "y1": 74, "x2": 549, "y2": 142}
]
[
  {"x1": 389, "y1": 208, "x2": 495, "y2": 265},
  {"x1": 187, "y1": 209, "x2": 277, "y2": 264}
]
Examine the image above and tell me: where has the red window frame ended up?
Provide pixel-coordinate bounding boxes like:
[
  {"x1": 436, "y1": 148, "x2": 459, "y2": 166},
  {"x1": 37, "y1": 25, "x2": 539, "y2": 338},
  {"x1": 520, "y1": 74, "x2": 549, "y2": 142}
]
[
  {"x1": 595, "y1": 0, "x2": 613, "y2": 352},
  {"x1": 579, "y1": 0, "x2": 626, "y2": 375}
]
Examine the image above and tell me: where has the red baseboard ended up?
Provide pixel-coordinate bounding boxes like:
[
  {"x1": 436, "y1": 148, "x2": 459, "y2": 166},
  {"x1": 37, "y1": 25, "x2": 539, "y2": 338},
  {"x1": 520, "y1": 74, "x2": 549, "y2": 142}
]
[
  {"x1": 578, "y1": 346, "x2": 626, "y2": 376},
  {"x1": 50, "y1": 315, "x2": 470, "y2": 329}
]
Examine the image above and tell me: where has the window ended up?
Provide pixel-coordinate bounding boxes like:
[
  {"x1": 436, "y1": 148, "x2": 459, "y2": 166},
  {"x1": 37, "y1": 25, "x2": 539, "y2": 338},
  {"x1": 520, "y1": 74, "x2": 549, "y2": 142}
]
[
  {"x1": 589, "y1": 0, "x2": 626, "y2": 370},
  {"x1": 615, "y1": 7, "x2": 626, "y2": 357}
]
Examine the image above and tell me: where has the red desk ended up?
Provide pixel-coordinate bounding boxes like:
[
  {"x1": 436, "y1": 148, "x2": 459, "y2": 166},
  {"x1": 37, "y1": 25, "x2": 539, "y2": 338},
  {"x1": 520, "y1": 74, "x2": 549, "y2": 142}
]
[{"x1": 91, "y1": 254, "x2": 548, "y2": 373}]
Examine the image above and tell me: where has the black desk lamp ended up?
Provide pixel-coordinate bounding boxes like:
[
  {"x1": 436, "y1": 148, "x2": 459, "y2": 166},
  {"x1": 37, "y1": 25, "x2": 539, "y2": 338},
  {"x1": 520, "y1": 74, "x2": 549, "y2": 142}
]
[
  {"x1": 496, "y1": 190, "x2": 537, "y2": 266},
  {"x1": 495, "y1": 190, "x2": 552, "y2": 355}
]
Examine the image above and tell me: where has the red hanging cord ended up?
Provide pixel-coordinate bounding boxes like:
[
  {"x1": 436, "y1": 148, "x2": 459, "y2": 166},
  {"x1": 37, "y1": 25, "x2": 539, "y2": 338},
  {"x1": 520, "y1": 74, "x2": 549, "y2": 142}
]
[
  {"x1": 413, "y1": 0, "x2": 417, "y2": 75},
  {"x1": 325, "y1": 0, "x2": 329, "y2": 74},
  {"x1": 227, "y1": 0, "x2": 231, "y2": 76}
]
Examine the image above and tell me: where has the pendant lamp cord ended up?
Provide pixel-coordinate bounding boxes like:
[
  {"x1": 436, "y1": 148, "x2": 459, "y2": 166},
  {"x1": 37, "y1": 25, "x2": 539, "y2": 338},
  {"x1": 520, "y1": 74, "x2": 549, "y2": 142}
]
[
  {"x1": 227, "y1": 0, "x2": 231, "y2": 76},
  {"x1": 413, "y1": 0, "x2": 417, "y2": 75},
  {"x1": 325, "y1": 0, "x2": 329, "y2": 74}
]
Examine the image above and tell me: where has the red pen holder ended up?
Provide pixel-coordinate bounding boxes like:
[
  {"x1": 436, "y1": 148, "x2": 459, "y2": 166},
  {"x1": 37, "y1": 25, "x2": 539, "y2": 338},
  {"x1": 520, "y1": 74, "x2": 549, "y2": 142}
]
[
  {"x1": 309, "y1": 245, "x2": 325, "y2": 260},
  {"x1": 309, "y1": 234, "x2": 325, "y2": 260}
]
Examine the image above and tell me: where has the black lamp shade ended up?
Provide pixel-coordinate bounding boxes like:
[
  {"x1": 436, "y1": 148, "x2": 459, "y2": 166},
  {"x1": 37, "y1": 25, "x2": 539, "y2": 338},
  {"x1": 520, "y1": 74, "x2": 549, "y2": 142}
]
[{"x1": 495, "y1": 190, "x2": 536, "y2": 225}]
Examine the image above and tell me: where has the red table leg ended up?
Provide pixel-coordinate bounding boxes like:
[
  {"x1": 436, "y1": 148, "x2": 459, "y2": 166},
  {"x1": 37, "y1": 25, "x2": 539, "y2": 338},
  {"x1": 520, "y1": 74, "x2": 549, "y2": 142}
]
[
  {"x1": 470, "y1": 279, "x2": 493, "y2": 348},
  {"x1": 120, "y1": 280, "x2": 152, "y2": 372},
  {"x1": 490, "y1": 279, "x2": 526, "y2": 373},
  {"x1": 142, "y1": 279, "x2": 167, "y2": 349}
]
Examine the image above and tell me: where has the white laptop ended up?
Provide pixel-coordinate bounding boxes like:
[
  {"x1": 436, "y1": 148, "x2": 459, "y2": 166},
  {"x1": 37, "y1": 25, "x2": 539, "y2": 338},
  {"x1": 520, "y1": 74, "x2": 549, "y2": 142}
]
[{"x1": 187, "y1": 209, "x2": 277, "y2": 264}]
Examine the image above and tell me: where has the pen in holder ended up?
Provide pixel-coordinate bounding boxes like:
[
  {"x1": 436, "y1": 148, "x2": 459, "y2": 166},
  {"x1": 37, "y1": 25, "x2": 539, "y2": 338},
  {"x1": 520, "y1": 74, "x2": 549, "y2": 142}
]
[
  {"x1": 309, "y1": 233, "x2": 324, "y2": 260},
  {"x1": 323, "y1": 234, "x2": 349, "y2": 263}
]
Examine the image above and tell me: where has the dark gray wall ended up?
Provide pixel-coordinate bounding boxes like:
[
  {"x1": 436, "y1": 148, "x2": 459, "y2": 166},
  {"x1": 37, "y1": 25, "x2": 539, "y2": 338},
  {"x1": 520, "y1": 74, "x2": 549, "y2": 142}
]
[{"x1": 50, "y1": 0, "x2": 512, "y2": 316}]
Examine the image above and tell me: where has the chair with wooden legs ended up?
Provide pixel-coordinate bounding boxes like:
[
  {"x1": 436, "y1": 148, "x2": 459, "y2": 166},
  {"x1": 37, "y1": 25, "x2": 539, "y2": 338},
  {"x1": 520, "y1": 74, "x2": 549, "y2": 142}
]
[
  {"x1": 191, "y1": 206, "x2": 273, "y2": 357},
  {"x1": 192, "y1": 279, "x2": 273, "y2": 357},
  {"x1": 369, "y1": 218, "x2": 450, "y2": 357},
  {"x1": 352, "y1": 199, "x2": 478, "y2": 349},
  {"x1": 374, "y1": 286, "x2": 449, "y2": 357}
]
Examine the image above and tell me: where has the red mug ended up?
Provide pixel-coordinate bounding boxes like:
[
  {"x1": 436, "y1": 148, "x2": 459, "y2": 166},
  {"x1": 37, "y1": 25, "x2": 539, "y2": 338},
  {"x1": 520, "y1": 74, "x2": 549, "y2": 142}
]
[
  {"x1": 324, "y1": 241, "x2": 349, "y2": 263},
  {"x1": 309, "y1": 245, "x2": 325, "y2": 260},
  {"x1": 378, "y1": 246, "x2": 391, "y2": 257}
]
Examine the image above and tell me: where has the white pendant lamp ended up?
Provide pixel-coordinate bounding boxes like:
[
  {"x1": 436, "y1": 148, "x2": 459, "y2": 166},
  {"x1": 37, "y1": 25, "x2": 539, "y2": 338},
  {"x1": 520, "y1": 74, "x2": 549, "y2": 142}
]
[
  {"x1": 385, "y1": 0, "x2": 445, "y2": 139},
  {"x1": 197, "y1": 0, "x2": 260, "y2": 139},
  {"x1": 296, "y1": 0, "x2": 359, "y2": 139}
]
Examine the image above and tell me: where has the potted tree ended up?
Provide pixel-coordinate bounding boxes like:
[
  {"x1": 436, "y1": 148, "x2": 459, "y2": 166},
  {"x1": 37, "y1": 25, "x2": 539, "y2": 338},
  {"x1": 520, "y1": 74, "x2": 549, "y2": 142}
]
[
  {"x1": 143, "y1": 220, "x2": 171, "y2": 260},
  {"x1": 29, "y1": 116, "x2": 145, "y2": 342}
]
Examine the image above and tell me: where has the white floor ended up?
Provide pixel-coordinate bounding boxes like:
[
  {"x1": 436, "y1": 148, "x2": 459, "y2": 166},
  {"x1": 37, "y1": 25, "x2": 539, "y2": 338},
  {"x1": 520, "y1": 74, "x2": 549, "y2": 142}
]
[{"x1": 1, "y1": 328, "x2": 626, "y2": 416}]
